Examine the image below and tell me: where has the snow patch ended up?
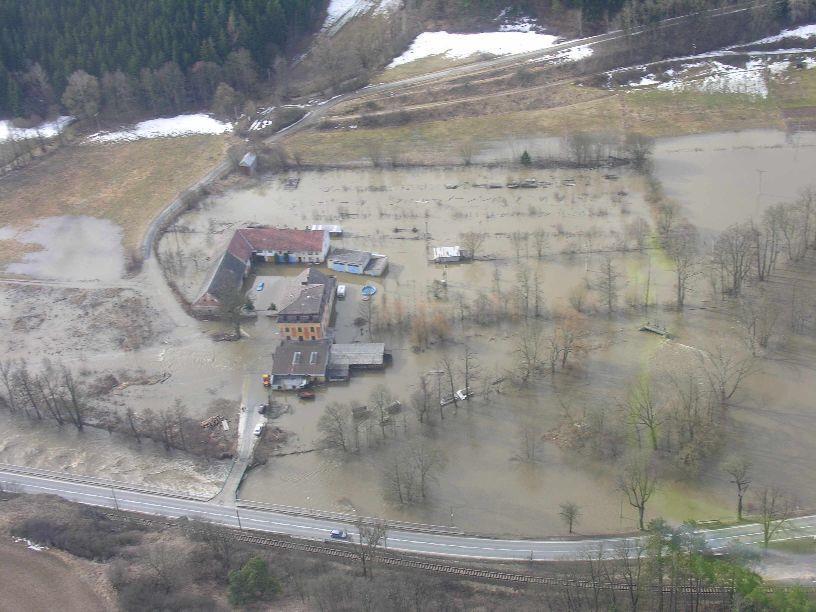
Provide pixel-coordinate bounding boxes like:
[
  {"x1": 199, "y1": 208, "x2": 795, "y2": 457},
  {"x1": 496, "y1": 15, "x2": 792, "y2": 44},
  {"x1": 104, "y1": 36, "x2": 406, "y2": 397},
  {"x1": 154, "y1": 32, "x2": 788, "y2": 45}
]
[
  {"x1": 13, "y1": 537, "x2": 48, "y2": 552},
  {"x1": 0, "y1": 116, "x2": 73, "y2": 142},
  {"x1": 656, "y1": 60, "x2": 769, "y2": 97},
  {"x1": 86, "y1": 114, "x2": 231, "y2": 143},
  {"x1": 323, "y1": 0, "x2": 400, "y2": 29},
  {"x1": 751, "y1": 23, "x2": 816, "y2": 45},
  {"x1": 389, "y1": 30, "x2": 560, "y2": 67}
]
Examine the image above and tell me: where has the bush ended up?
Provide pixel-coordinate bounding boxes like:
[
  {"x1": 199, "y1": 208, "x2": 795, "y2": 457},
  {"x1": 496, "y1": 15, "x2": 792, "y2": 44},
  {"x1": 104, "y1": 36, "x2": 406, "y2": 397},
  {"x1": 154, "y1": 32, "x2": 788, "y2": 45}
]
[
  {"x1": 228, "y1": 556, "x2": 281, "y2": 606},
  {"x1": 10, "y1": 508, "x2": 140, "y2": 561}
]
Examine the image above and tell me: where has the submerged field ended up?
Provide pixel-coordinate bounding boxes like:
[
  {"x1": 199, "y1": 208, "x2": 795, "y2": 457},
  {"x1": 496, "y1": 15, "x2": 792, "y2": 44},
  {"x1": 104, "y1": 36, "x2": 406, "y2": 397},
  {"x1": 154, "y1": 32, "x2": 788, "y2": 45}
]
[
  {"x1": 158, "y1": 131, "x2": 816, "y2": 535},
  {"x1": 0, "y1": 135, "x2": 229, "y2": 269}
]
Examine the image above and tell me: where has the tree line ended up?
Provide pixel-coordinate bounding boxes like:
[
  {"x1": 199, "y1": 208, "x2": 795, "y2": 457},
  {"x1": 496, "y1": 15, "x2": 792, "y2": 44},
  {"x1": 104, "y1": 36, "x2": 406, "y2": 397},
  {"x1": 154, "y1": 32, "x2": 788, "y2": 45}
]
[
  {"x1": 0, "y1": 0, "x2": 324, "y2": 119},
  {"x1": 0, "y1": 359, "x2": 233, "y2": 460}
]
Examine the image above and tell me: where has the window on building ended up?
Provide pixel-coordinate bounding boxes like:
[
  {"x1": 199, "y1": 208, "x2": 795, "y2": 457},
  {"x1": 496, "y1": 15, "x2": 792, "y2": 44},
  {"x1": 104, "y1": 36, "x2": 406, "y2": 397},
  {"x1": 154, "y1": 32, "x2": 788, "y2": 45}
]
[
  {"x1": 309, "y1": 352, "x2": 318, "y2": 365},
  {"x1": 292, "y1": 352, "x2": 302, "y2": 365},
  {"x1": 297, "y1": 327, "x2": 303, "y2": 333}
]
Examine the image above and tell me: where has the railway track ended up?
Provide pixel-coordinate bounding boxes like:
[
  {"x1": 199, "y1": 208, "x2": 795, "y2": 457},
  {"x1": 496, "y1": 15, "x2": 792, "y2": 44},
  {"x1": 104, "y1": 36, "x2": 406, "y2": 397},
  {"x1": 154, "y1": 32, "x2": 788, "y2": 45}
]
[{"x1": 99, "y1": 510, "x2": 783, "y2": 598}]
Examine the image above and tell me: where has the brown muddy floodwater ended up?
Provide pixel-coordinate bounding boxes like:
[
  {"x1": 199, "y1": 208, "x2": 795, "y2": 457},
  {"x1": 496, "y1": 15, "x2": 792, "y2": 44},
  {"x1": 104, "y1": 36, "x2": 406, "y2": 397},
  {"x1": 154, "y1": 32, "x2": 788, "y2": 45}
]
[
  {"x1": 161, "y1": 145, "x2": 816, "y2": 536},
  {"x1": 653, "y1": 130, "x2": 816, "y2": 233},
  {"x1": 3, "y1": 216, "x2": 125, "y2": 281}
]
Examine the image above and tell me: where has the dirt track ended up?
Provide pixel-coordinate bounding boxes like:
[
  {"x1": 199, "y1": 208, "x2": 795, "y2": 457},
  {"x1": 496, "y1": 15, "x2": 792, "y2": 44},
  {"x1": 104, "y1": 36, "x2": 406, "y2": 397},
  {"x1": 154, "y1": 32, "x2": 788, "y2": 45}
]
[{"x1": 0, "y1": 540, "x2": 111, "y2": 612}]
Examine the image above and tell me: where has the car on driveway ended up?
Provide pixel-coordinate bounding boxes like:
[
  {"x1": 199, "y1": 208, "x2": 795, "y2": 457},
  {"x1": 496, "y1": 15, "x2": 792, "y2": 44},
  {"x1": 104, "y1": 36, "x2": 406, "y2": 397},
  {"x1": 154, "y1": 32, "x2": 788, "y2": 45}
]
[
  {"x1": 330, "y1": 529, "x2": 349, "y2": 540},
  {"x1": 253, "y1": 424, "x2": 265, "y2": 437}
]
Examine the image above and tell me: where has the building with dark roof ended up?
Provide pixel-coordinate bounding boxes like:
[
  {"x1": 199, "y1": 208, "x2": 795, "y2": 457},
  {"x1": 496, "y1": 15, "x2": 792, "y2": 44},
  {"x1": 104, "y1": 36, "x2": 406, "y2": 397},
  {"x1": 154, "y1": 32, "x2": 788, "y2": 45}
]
[
  {"x1": 277, "y1": 268, "x2": 336, "y2": 341},
  {"x1": 192, "y1": 227, "x2": 329, "y2": 314},
  {"x1": 327, "y1": 248, "x2": 389, "y2": 276},
  {"x1": 270, "y1": 339, "x2": 332, "y2": 389}
]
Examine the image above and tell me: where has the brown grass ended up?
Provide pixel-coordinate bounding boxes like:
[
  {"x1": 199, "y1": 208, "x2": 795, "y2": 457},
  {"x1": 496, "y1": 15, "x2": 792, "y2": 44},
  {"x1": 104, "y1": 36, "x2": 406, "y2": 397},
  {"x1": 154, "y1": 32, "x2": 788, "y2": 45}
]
[
  {"x1": 0, "y1": 136, "x2": 229, "y2": 260},
  {"x1": 285, "y1": 79, "x2": 795, "y2": 166}
]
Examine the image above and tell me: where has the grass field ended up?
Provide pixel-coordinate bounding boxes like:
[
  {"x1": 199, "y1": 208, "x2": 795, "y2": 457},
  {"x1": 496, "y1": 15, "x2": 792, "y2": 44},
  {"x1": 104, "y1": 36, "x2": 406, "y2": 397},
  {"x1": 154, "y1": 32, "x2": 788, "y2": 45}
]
[
  {"x1": 0, "y1": 135, "x2": 229, "y2": 267},
  {"x1": 284, "y1": 85, "x2": 785, "y2": 166}
]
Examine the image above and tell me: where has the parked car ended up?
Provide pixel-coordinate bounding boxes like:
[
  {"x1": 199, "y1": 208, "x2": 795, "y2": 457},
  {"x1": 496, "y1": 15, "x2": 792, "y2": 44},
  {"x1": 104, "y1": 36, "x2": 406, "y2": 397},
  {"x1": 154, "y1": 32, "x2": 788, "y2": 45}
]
[
  {"x1": 262, "y1": 373, "x2": 271, "y2": 388},
  {"x1": 330, "y1": 529, "x2": 349, "y2": 540},
  {"x1": 337, "y1": 284, "x2": 347, "y2": 299},
  {"x1": 257, "y1": 404, "x2": 267, "y2": 414},
  {"x1": 256, "y1": 281, "x2": 265, "y2": 291},
  {"x1": 253, "y1": 424, "x2": 265, "y2": 437},
  {"x1": 298, "y1": 390, "x2": 316, "y2": 400}
]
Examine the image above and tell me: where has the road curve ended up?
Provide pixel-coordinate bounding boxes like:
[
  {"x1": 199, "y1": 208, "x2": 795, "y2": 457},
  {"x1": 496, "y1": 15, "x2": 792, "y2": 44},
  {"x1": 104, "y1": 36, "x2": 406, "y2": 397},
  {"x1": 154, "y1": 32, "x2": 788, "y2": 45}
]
[{"x1": 2, "y1": 466, "x2": 814, "y2": 561}]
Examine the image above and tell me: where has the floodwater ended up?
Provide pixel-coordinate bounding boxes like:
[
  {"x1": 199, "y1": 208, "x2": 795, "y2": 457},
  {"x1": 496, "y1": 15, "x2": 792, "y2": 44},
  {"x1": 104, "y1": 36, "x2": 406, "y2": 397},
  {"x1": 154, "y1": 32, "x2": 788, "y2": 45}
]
[
  {"x1": 3, "y1": 215, "x2": 125, "y2": 281},
  {"x1": 2, "y1": 130, "x2": 814, "y2": 534},
  {"x1": 160, "y1": 152, "x2": 816, "y2": 535},
  {"x1": 653, "y1": 130, "x2": 816, "y2": 233}
]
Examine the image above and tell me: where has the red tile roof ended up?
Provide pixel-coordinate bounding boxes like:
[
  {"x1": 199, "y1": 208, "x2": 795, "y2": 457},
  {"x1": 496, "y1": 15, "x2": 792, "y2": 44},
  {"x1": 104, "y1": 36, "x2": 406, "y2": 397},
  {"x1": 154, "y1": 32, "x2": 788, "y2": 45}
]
[{"x1": 227, "y1": 228, "x2": 325, "y2": 260}]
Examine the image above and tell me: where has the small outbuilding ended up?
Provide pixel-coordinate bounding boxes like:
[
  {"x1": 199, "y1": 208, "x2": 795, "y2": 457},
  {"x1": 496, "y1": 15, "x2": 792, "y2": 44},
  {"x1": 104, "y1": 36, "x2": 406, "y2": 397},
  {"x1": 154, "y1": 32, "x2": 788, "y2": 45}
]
[
  {"x1": 239, "y1": 152, "x2": 257, "y2": 176},
  {"x1": 432, "y1": 246, "x2": 462, "y2": 263},
  {"x1": 308, "y1": 224, "x2": 343, "y2": 237}
]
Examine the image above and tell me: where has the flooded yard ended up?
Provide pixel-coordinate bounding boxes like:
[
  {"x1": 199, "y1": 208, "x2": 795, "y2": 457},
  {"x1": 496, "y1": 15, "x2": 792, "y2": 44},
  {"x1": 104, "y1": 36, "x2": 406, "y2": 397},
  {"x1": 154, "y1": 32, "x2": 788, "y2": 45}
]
[
  {"x1": 159, "y1": 144, "x2": 816, "y2": 535},
  {"x1": 2, "y1": 129, "x2": 814, "y2": 535}
]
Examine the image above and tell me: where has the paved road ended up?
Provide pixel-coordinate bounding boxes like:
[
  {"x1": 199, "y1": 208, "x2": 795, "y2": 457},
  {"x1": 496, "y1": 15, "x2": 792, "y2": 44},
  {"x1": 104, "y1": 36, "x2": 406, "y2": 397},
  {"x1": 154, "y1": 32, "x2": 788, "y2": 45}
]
[
  {"x1": 210, "y1": 374, "x2": 267, "y2": 505},
  {"x1": 2, "y1": 466, "x2": 814, "y2": 561}
]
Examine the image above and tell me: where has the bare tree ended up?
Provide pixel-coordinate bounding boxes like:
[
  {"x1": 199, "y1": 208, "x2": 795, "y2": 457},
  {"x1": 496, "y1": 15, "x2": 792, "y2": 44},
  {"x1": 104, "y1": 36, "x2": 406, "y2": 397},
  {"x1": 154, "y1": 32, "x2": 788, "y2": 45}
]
[
  {"x1": 353, "y1": 518, "x2": 388, "y2": 578},
  {"x1": 516, "y1": 420, "x2": 544, "y2": 463},
  {"x1": 624, "y1": 132, "x2": 654, "y2": 172},
  {"x1": 595, "y1": 256, "x2": 621, "y2": 315},
  {"x1": 698, "y1": 344, "x2": 758, "y2": 405},
  {"x1": 318, "y1": 403, "x2": 351, "y2": 451},
  {"x1": 509, "y1": 231, "x2": 529, "y2": 261},
  {"x1": 0, "y1": 360, "x2": 19, "y2": 413},
  {"x1": 411, "y1": 375, "x2": 432, "y2": 424},
  {"x1": 626, "y1": 375, "x2": 662, "y2": 451},
  {"x1": 559, "y1": 502, "x2": 582, "y2": 534},
  {"x1": 459, "y1": 231, "x2": 486, "y2": 260},
  {"x1": 408, "y1": 441, "x2": 446, "y2": 500},
  {"x1": 217, "y1": 286, "x2": 248, "y2": 338},
  {"x1": 712, "y1": 223, "x2": 752, "y2": 296},
  {"x1": 736, "y1": 290, "x2": 779, "y2": 356},
  {"x1": 462, "y1": 344, "x2": 479, "y2": 396},
  {"x1": 515, "y1": 320, "x2": 545, "y2": 384},
  {"x1": 666, "y1": 222, "x2": 700, "y2": 309},
  {"x1": 752, "y1": 486, "x2": 794, "y2": 547},
  {"x1": 532, "y1": 228, "x2": 549, "y2": 258},
  {"x1": 618, "y1": 454, "x2": 658, "y2": 530},
  {"x1": 437, "y1": 354, "x2": 459, "y2": 411},
  {"x1": 723, "y1": 455, "x2": 751, "y2": 521}
]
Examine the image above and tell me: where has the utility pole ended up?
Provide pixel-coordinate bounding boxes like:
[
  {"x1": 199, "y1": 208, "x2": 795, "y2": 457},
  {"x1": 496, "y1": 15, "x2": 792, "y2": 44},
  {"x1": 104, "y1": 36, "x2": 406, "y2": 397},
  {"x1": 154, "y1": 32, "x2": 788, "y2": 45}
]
[
  {"x1": 111, "y1": 487, "x2": 119, "y2": 511},
  {"x1": 235, "y1": 508, "x2": 243, "y2": 530}
]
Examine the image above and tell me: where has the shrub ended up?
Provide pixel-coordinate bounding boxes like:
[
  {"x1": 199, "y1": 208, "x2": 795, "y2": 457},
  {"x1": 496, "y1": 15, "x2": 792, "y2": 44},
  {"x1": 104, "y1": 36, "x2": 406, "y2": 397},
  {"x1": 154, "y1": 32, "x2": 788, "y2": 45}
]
[{"x1": 228, "y1": 556, "x2": 281, "y2": 606}]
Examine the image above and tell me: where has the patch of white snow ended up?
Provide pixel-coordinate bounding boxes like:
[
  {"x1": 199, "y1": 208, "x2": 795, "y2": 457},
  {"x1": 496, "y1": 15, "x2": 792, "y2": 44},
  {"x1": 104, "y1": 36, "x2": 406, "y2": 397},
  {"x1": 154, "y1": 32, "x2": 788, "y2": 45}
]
[
  {"x1": 86, "y1": 114, "x2": 232, "y2": 143},
  {"x1": 389, "y1": 30, "x2": 560, "y2": 67},
  {"x1": 0, "y1": 116, "x2": 73, "y2": 142},
  {"x1": 751, "y1": 23, "x2": 816, "y2": 45}
]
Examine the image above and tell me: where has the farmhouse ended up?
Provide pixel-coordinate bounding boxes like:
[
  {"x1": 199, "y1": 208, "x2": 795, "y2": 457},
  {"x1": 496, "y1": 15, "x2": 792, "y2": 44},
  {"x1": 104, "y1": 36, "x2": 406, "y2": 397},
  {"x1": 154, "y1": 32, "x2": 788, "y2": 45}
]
[
  {"x1": 192, "y1": 227, "x2": 329, "y2": 314},
  {"x1": 269, "y1": 339, "x2": 331, "y2": 389},
  {"x1": 277, "y1": 268, "x2": 336, "y2": 341}
]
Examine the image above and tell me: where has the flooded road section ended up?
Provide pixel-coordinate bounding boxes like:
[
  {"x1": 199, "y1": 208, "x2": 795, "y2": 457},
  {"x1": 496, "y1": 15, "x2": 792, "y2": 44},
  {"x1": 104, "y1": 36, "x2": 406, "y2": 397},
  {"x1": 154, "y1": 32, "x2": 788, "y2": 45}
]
[{"x1": 160, "y1": 152, "x2": 816, "y2": 536}]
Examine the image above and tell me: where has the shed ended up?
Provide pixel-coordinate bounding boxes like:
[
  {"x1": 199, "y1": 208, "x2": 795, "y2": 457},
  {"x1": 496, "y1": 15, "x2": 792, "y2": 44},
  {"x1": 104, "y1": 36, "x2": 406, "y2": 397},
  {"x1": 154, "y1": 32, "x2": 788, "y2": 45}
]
[
  {"x1": 432, "y1": 246, "x2": 462, "y2": 263},
  {"x1": 328, "y1": 248, "x2": 372, "y2": 275},
  {"x1": 330, "y1": 343, "x2": 386, "y2": 369},
  {"x1": 239, "y1": 152, "x2": 257, "y2": 176},
  {"x1": 308, "y1": 224, "x2": 343, "y2": 237}
]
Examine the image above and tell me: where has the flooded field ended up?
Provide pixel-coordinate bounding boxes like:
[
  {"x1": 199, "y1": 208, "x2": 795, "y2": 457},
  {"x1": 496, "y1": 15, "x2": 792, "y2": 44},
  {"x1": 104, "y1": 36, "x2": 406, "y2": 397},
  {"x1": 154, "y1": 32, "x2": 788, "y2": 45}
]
[
  {"x1": 159, "y1": 143, "x2": 816, "y2": 535},
  {"x1": 653, "y1": 129, "x2": 816, "y2": 233},
  {"x1": 2, "y1": 129, "x2": 815, "y2": 534}
]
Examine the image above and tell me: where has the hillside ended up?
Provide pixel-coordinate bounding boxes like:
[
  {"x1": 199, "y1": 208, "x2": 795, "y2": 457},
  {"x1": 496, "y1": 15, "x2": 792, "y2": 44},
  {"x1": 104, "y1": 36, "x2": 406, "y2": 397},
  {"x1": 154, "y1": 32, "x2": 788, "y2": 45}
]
[{"x1": 0, "y1": 0, "x2": 324, "y2": 118}]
